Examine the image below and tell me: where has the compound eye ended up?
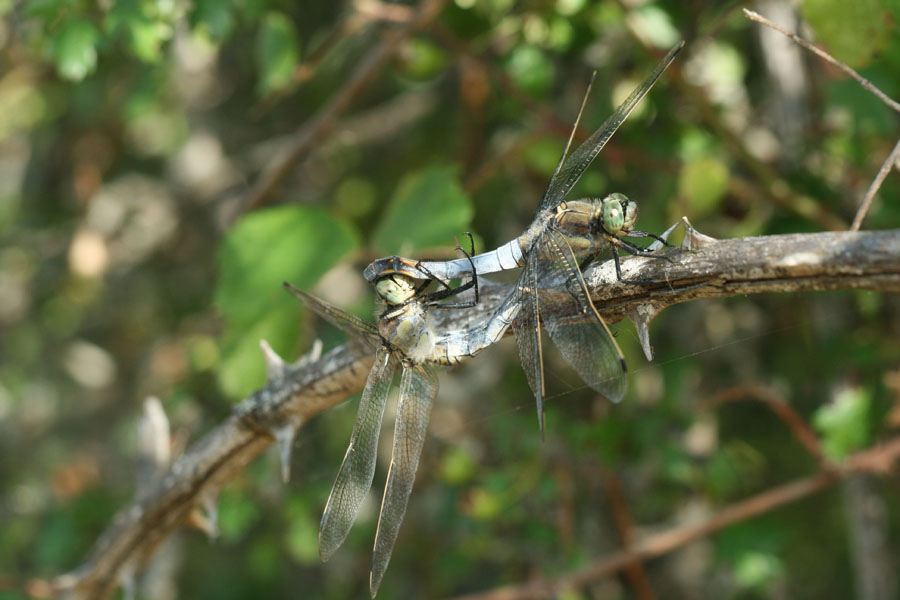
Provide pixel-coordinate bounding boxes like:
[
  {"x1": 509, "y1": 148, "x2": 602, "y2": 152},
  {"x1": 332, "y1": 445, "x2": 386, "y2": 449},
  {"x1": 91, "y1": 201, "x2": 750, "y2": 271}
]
[{"x1": 600, "y1": 195, "x2": 625, "y2": 234}]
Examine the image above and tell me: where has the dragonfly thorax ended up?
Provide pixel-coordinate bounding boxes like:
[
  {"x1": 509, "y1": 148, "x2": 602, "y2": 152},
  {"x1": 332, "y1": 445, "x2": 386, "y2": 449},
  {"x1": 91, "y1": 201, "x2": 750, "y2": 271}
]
[
  {"x1": 597, "y1": 192, "x2": 637, "y2": 237},
  {"x1": 374, "y1": 273, "x2": 418, "y2": 305},
  {"x1": 378, "y1": 301, "x2": 435, "y2": 362}
]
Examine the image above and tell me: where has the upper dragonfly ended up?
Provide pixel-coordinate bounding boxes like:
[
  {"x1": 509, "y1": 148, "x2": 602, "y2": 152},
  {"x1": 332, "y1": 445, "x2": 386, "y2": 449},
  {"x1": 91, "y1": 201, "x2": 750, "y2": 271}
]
[
  {"x1": 285, "y1": 271, "x2": 518, "y2": 597},
  {"x1": 363, "y1": 41, "x2": 684, "y2": 433}
]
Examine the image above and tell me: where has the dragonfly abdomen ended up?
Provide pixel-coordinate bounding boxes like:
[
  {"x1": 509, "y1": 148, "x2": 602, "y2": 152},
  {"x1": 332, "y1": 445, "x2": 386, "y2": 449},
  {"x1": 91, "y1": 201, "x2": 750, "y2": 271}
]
[{"x1": 430, "y1": 294, "x2": 520, "y2": 365}]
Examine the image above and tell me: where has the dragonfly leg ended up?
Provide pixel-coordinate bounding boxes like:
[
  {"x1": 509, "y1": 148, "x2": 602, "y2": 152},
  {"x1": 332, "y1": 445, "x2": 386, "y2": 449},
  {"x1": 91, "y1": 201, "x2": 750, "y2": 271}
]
[
  {"x1": 626, "y1": 229, "x2": 672, "y2": 248},
  {"x1": 457, "y1": 232, "x2": 479, "y2": 305},
  {"x1": 420, "y1": 233, "x2": 480, "y2": 309},
  {"x1": 609, "y1": 239, "x2": 669, "y2": 285}
]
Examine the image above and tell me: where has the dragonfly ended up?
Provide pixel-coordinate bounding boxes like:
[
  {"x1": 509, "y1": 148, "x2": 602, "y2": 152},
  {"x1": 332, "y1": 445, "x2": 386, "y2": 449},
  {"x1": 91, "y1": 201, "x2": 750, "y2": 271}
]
[
  {"x1": 363, "y1": 41, "x2": 684, "y2": 433},
  {"x1": 284, "y1": 273, "x2": 518, "y2": 597}
]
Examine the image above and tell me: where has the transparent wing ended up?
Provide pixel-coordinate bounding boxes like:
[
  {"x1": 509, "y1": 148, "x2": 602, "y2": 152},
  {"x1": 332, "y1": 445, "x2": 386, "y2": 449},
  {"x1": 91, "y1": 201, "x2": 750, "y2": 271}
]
[
  {"x1": 537, "y1": 41, "x2": 683, "y2": 212},
  {"x1": 539, "y1": 229, "x2": 627, "y2": 402},
  {"x1": 284, "y1": 282, "x2": 380, "y2": 350},
  {"x1": 370, "y1": 364, "x2": 439, "y2": 597},
  {"x1": 512, "y1": 254, "x2": 547, "y2": 434},
  {"x1": 319, "y1": 347, "x2": 397, "y2": 562}
]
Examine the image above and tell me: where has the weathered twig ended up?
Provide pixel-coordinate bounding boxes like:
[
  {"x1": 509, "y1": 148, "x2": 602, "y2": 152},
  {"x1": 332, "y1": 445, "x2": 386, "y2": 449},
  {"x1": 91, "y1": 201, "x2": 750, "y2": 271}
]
[
  {"x1": 852, "y1": 137, "x2": 900, "y2": 232},
  {"x1": 450, "y1": 435, "x2": 900, "y2": 600},
  {"x1": 615, "y1": 19, "x2": 847, "y2": 231},
  {"x1": 53, "y1": 227, "x2": 900, "y2": 599},
  {"x1": 743, "y1": 9, "x2": 900, "y2": 115},
  {"x1": 742, "y1": 9, "x2": 900, "y2": 232}
]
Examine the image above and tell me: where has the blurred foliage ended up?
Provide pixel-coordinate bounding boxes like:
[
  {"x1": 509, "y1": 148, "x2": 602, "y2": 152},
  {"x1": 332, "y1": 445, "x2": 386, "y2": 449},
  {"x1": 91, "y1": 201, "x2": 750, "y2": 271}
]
[
  {"x1": 2, "y1": 1, "x2": 900, "y2": 599},
  {"x1": 814, "y1": 386, "x2": 871, "y2": 459},
  {"x1": 371, "y1": 164, "x2": 474, "y2": 254}
]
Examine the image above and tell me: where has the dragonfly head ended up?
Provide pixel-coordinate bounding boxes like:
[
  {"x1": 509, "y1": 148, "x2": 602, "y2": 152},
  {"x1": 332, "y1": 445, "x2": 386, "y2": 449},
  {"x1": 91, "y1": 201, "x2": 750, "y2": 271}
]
[
  {"x1": 374, "y1": 273, "x2": 418, "y2": 305},
  {"x1": 599, "y1": 193, "x2": 638, "y2": 236}
]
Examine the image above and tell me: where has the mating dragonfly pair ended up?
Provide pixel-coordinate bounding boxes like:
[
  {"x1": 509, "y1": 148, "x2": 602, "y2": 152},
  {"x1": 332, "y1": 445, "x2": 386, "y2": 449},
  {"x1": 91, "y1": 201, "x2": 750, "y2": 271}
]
[{"x1": 285, "y1": 40, "x2": 684, "y2": 597}]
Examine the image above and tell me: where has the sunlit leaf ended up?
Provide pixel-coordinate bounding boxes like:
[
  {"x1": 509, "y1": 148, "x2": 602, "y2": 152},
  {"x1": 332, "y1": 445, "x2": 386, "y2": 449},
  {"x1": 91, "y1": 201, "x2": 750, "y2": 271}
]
[
  {"x1": 679, "y1": 156, "x2": 730, "y2": 216},
  {"x1": 734, "y1": 551, "x2": 783, "y2": 589},
  {"x1": 814, "y1": 386, "x2": 870, "y2": 459},
  {"x1": 505, "y1": 44, "x2": 553, "y2": 97},
  {"x1": 399, "y1": 38, "x2": 448, "y2": 79},
  {"x1": 372, "y1": 165, "x2": 474, "y2": 254},
  {"x1": 256, "y1": 11, "x2": 300, "y2": 95},
  {"x1": 439, "y1": 446, "x2": 478, "y2": 484},
  {"x1": 127, "y1": 18, "x2": 172, "y2": 62},
  {"x1": 53, "y1": 19, "x2": 99, "y2": 81},
  {"x1": 106, "y1": 1, "x2": 173, "y2": 62},
  {"x1": 802, "y1": 0, "x2": 892, "y2": 67},
  {"x1": 215, "y1": 205, "x2": 358, "y2": 397},
  {"x1": 191, "y1": 0, "x2": 236, "y2": 43}
]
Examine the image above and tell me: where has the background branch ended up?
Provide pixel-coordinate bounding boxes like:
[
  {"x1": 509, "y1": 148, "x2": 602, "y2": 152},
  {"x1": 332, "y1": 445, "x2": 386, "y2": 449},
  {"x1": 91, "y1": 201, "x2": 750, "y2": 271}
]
[
  {"x1": 53, "y1": 227, "x2": 900, "y2": 599},
  {"x1": 238, "y1": 0, "x2": 449, "y2": 217},
  {"x1": 451, "y1": 436, "x2": 900, "y2": 600}
]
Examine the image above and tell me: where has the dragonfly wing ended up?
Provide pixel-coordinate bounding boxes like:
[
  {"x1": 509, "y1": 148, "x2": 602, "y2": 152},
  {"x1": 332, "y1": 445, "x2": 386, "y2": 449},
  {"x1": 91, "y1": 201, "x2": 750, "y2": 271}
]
[
  {"x1": 284, "y1": 282, "x2": 380, "y2": 351},
  {"x1": 370, "y1": 364, "x2": 439, "y2": 597},
  {"x1": 512, "y1": 255, "x2": 547, "y2": 434},
  {"x1": 539, "y1": 229, "x2": 627, "y2": 403},
  {"x1": 537, "y1": 41, "x2": 683, "y2": 213},
  {"x1": 319, "y1": 347, "x2": 397, "y2": 562}
]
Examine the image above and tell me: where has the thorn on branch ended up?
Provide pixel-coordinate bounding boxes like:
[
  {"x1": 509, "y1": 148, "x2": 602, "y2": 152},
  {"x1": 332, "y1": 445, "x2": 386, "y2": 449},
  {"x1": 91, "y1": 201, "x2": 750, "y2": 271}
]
[
  {"x1": 188, "y1": 491, "x2": 221, "y2": 541},
  {"x1": 627, "y1": 304, "x2": 662, "y2": 361},
  {"x1": 260, "y1": 339, "x2": 288, "y2": 383},
  {"x1": 272, "y1": 420, "x2": 302, "y2": 483},
  {"x1": 680, "y1": 217, "x2": 718, "y2": 251},
  {"x1": 136, "y1": 397, "x2": 171, "y2": 498}
]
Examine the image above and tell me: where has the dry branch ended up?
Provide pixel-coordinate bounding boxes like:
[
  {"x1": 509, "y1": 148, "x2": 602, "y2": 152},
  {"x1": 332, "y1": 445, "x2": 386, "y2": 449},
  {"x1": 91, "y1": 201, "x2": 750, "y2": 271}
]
[{"x1": 54, "y1": 226, "x2": 900, "y2": 599}]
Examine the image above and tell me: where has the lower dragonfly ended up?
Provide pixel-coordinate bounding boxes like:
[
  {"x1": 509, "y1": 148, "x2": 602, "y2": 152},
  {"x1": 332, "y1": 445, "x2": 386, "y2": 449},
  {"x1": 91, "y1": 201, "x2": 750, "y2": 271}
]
[
  {"x1": 284, "y1": 270, "x2": 518, "y2": 597},
  {"x1": 363, "y1": 41, "x2": 684, "y2": 433}
]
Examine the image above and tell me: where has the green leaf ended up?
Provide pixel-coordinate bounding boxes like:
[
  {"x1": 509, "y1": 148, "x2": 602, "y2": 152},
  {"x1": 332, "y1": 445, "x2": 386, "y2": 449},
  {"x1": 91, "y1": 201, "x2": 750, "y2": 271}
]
[
  {"x1": 372, "y1": 165, "x2": 474, "y2": 254},
  {"x1": 218, "y1": 489, "x2": 262, "y2": 541},
  {"x1": 256, "y1": 11, "x2": 300, "y2": 95},
  {"x1": 24, "y1": 0, "x2": 65, "y2": 19},
  {"x1": 505, "y1": 44, "x2": 554, "y2": 97},
  {"x1": 191, "y1": 0, "x2": 235, "y2": 43},
  {"x1": 53, "y1": 19, "x2": 99, "y2": 81},
  {"x1": 802, "y1": 0, "x2": 891, "y2": 67},
  {"x1": 813, "y1": 387, "x2": 870, "y2": 459},
  {"x1": 399, "y1": 38, "x2": 448, "y2": 80},
  {"x1": 284, "y1": 502, "x2": 320, "y2": 565},
  {"x1": 127, "y1": 18, "x2": 172, "y2": 62},
  {"x1": 106, "y1": 1, "x2": 173, "y2": 63},
  {"x1": 215, "y1": 205, "x2": 358, "y2": 397},
  {"x1": 216, "y1": 307, "x2": 301, "y2": 399},
  {"x1": 678, "y1": 156, "x2": 730, "y2": 216},
  {"x1": 734, "y1": 551, "x2": 783, "y2": 590}
]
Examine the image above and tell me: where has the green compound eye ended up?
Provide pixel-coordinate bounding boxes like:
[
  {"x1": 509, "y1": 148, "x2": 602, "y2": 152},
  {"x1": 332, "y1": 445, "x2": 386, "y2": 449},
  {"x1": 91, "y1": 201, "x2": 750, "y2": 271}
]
[{"x1": 601, "y1": 194, "x2": 626, "y2": 233}]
